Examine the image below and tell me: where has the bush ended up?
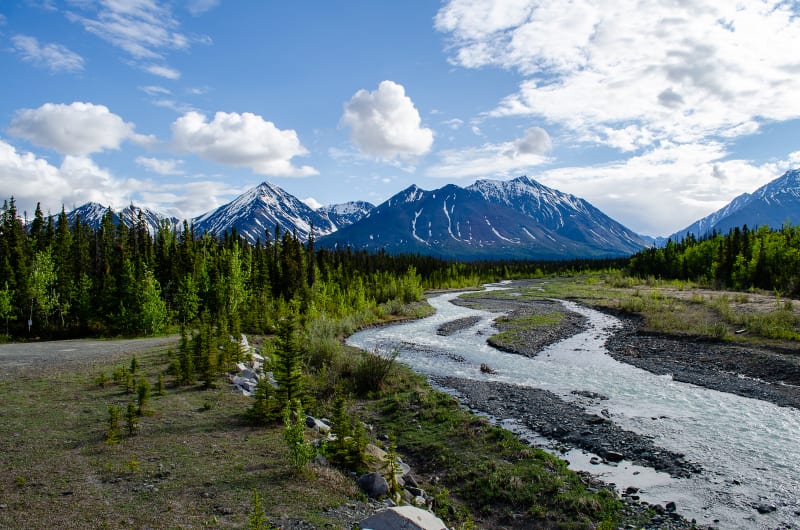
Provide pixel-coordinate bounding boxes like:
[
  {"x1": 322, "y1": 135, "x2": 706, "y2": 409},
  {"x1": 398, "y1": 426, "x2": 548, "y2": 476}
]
[{"x1": 354, "y1": 348, "x2": 399, "y2": 396}]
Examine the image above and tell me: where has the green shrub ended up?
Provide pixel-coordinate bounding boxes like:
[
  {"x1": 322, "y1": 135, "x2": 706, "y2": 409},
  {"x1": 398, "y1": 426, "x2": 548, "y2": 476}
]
[{"x1": 353, "y1": 348, "x2": 398, "y2": 396}]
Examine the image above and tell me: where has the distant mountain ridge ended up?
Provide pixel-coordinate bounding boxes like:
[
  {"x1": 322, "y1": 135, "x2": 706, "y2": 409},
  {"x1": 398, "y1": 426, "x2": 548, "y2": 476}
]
[
  {"x1": 59, "y1": 176, "x2": 652, "y2": 259},
  {"x1": 318, "y1": 201, "x2": 375, "y2": 230},
  {"x1": 669, "y1": 169, "x2": 800, "y2": 242},
  {"x1": 65, "y1": 202, "x2": 179, "y2": 234},
  {"x1": 317, "y1": 176, "x2": 649, "y2": 260}
]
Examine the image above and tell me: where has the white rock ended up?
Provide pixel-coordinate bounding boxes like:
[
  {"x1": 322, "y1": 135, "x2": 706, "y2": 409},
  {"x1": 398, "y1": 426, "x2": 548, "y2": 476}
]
[{"x1": 358, "y1": 506, "x2": 447, "y2": 530}]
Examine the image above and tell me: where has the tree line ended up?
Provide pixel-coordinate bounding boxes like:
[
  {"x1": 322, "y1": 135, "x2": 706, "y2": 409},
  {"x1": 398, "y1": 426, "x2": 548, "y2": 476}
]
[
  {"x1": 628, "y1": 224, "x2": 800, "y2": 295},
  {"x1": 11, "y1": 195, "x2": 798, "y2": 340},
  {"x1": 0, "y1": 197, "x2": 624, "y2": 340}
]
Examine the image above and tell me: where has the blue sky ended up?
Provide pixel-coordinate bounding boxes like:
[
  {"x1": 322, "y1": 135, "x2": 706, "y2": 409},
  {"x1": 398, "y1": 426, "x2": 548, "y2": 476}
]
[{"x1": 2, "y1": 1, "x2": 800, "y2": 237}]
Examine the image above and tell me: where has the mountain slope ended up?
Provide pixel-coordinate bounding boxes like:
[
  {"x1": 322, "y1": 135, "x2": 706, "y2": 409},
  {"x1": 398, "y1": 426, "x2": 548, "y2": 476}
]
[
  {"x1": 318, "y1": 176, "x2": 648, "y2": 260},
  {"x1": 65, "y1": 202, "x2": 179, "y2": 233},
  {"x1": 318, "y1": 201, "x2": 374, "y2": 229},
  {"x1": 192, "y1": 181, "x2": 336, "y2": 244},
  {"x1": 670, "y1": 169, "x2": 800, "y2": 241}
]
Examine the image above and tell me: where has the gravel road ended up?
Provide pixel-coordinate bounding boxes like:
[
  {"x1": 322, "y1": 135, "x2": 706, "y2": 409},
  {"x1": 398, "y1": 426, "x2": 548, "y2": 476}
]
[{"x1": 0, "y1": 335, "x2": 179, "y2": 372}]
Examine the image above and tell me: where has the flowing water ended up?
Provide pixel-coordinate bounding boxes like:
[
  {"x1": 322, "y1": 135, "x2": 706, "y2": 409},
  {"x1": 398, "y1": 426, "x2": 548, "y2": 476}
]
[{"x1": 347, "y1": 286, "x2": 800, "y2": 529}]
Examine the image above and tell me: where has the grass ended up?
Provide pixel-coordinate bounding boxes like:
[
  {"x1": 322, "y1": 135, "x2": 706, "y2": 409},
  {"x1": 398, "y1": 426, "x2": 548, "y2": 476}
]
[
  {"x1": 14, "y1": 274, "x2": 792, "y2": 529},
  {"x1": 489, "y1": 273, "x2": 800, "y2": 344},
  {"x1": 0, "y1": 323, "x2": 630, "y2": 530},
  {"x1": 368, "y1": 378, "x2": 621, "y2": 529},
  {"x1": 0, "y1": 347, "x2": 359, "y2": 529},
  {"x1": 488, "y1": 312, "x2": 565, "y2": 351}
]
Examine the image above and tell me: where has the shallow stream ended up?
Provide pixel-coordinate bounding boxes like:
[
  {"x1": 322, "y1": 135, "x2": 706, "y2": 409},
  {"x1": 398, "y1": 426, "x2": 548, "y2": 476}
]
[{"x1": 347, "y1": 286, "x2": 800, "y2": 529}]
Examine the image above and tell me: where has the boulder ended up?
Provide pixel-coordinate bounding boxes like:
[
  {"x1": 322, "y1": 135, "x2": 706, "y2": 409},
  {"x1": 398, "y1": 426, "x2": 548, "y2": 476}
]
[
  {"x1": 359, "y1": 506, "x2": 447, "y2": 530},
  {"x1": 357, "y1": 472, "x2": 389, "y2": 499},
  {"x1": 305, "y1": 415, "x2": 331, "y2": 434},
  {"x1": 365, "y1": 443, "x2": 388, "y2": 466}
]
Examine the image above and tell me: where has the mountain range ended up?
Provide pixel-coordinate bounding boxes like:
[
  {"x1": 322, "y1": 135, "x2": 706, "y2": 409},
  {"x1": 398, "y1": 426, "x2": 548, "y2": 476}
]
[
  {"x1": 55, "y1": 169, "x2": 800, "y2": 260},
  {"x1": 317, "y1": 176, "x2": 648, "y2": 259}
]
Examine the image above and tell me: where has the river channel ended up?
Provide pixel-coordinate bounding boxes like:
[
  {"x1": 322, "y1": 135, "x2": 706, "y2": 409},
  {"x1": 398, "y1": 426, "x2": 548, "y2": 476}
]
[{"x1": 346, "y1": 285, "x2": 800, "y2": 529}]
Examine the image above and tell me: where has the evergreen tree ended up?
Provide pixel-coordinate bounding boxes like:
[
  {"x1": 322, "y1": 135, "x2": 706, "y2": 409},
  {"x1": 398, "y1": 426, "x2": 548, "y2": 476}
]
[
  {"x1": 105, "y1": 404, "x2": 121, "y2": 444},
  {"x1": 125, "y1": 402, "x2": 139, "y2": 436},
  {"x1": 283, "y1": 399, "x2": 315, "y2": 473},
  {"x1": 273, "y1": 313, "x2": 304, "y2": 408}
]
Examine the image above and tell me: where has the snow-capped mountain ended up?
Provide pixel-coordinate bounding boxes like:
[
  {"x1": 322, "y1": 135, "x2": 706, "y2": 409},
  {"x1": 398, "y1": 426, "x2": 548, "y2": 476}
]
[
  {"x1": 317, "y1": 176, "x2": 649, "y2": 260},
  {"x1": 318, "y1": 201, "x2": 374, "y2": 229},
  {"x1": 192, "y1": 181, "x2": 336, "y2": 244},
  {"x1": 669, "y1": 169, "x2": 800, "y2": 241},
  {"x1": 65, "y1": 202, "x2": 179, "y2": 233}
]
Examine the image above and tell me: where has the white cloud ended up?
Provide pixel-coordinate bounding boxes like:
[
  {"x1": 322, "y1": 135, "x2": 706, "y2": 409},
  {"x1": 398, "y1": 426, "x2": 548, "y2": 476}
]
[
  {"x1": 66, "y1": 0, "x2": 210, "y2": 76},
  {"x1": 341, "y1": 80, "x2": 434, "y2": 160},
  {"x1": 0, "y1": 138, "x2": 70, "y2": 210},
  {"x1": 139, "y1": 85, "x2": 171, "y2": 96},
  {"x1": 67, "y1": 0, "x2": 189, "y2": 59},
  {"x1": 302, "y1": 197, "x2": 322, "y2": 210},
  {"x1": 186, "y1": 0, "x2": 220, "y2": 16},
  {"x1": 0, "y1": 138, "x2": 242, "y2": 222},
  {"x1": 11, "y1": 34, "x2": 85, "y2": 73},
  {"x1": 444, "y1": 118, "x2": 464, "y2": 130},
  {"x1": 144, "y1": 64, "x2": 181, "y2": 79},
  {"x1": 136, "y1": 156, "x2": 184, "y2": 175},
  {"x1": 0, "y1": 138, "x2": 136, "y2": 215},
  {"x1": 8, "y1": 102, "x2": 153, "y2": 155},
  {"x1": 537, "y1": 142, "x2": 784, "y2": 236},
  {"x1": 436, "y1": 0, "x2": 800, "y2": 149},
  {"x1": 171, "y1": 111, "x2": 318, "y2": 177},
  {"x1": 428, "y1": 127, "x2": 551, "y2": 178}
]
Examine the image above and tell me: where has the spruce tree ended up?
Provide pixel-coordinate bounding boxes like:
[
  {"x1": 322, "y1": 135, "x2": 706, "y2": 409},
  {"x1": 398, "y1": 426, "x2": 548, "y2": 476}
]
[
  {"x1": 273, "y1": 313, "x2": 304, "y2": 408},
  {"x1": 105, "y1": 404, "x2": 121, "y2": 444}
]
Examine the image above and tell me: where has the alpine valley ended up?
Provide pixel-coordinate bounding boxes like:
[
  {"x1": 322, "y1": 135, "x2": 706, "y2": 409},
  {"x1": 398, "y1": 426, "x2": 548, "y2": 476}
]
[{"x1": 57, "y1": 169, "x2": 800, "y2": 261}]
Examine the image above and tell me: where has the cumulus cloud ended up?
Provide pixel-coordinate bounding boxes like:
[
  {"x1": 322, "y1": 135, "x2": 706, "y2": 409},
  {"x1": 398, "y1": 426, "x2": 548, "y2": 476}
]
[
  {"x1": 171, "y1": 111, "x2": 317, "y2": 177},
  {"x1": 8, "y1": 102, "x2": 153, "y2": 156},
  {"x1": 341, "y1": 80, "x2": 434, "y2": 159},
  {"x1": 537, "y1": 142, "x2": 786, "y2": 236},
  {"x1": 0, "y1": 139, "x2": 134, "y2": 215},
  {"x1": 136, "y1": 156, "x2": 184, "y2": 175},
  {"x1": 428, "y1": 127, "x2": 551, "y2": 178},
  {"x1": 435, "y1": 0, "x2": 800, "y2": 148},
  {"x1": 0, "y1": 137, "x2": 242, "y2": 222},
  {"x1": 11, "y1": 34, "x2": 85, "y2": 73}
]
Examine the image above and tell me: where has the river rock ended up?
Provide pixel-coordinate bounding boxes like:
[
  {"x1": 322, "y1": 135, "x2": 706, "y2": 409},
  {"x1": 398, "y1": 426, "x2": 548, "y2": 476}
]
[{"x1": 358, "y1": 506, "x2": 447, "y2": 530}]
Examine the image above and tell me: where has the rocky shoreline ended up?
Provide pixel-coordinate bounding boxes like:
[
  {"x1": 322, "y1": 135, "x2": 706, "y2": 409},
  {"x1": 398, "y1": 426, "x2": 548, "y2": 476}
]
[
  {"x1": 432, "y1": 376, "x2": 701, "y2": 479},
  {"x1": 603, "y1": 311, "x2": 800, "y2": 410}
]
